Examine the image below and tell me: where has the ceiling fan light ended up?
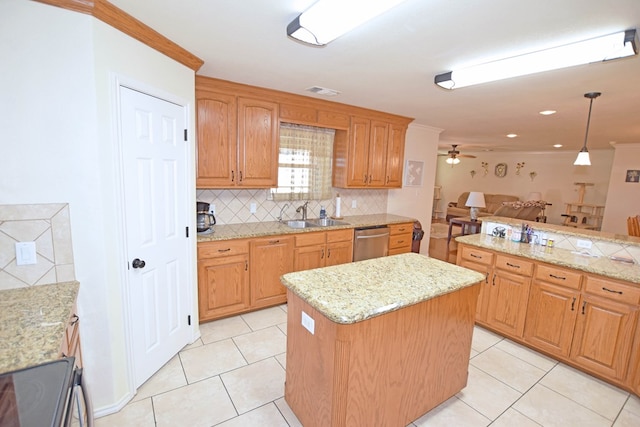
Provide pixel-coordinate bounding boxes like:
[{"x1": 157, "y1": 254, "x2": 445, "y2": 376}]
[
  {"x1": 435, "y1": 29, "x2": 638, "y2": 89},
  {"x1": 446, "y1": 157, "x2": 460, "y2": 165}
]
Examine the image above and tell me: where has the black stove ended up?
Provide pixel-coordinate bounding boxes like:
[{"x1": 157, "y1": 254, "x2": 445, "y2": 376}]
[{"x1": 0, "y1": 358, "x2": 74, "y2": 427}]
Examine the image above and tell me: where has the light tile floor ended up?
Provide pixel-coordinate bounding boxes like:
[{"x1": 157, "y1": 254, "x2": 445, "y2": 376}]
[{"x1": 96, "y1": 305, "x2": 640, "y2": 427}]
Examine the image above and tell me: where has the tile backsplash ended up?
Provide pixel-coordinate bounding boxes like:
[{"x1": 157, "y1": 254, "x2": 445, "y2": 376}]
[
  {"x1": 196, "y1": 188, "x2": 389, "y2": 225},
  {"x1": 0, "y1": 203, "x2": 75, "y2": 290}
]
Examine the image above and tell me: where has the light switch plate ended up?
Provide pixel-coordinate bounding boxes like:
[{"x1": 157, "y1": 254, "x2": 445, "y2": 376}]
[
  {"x1": 250, "y1": 203, "x2": 256, "y2": 214},
  {"x1": 15, "y1": 242, "x2": 37, "y2": 265},
  {"x1": 576, "y1": 239, "x2": 593, "y2": 249},
  {"x1": 351, "y1": 200, "x2": 357, "y2": 208}
]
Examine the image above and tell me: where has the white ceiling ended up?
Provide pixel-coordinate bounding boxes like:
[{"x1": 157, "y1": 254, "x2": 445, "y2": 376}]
[{"x1": 109, "y1": 0, "x2": 640, "y2": 154}]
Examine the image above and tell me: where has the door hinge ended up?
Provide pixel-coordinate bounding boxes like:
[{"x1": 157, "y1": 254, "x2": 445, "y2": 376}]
[
  {"x1": 184, "y1": 129, "x2": 188, "y2": 141},
  {"x1": 187, "y1": 315, "x2": 191, "y2": 326},
  {"x1": 186, "y1": 226, "x2": 189, "y2": 238}
]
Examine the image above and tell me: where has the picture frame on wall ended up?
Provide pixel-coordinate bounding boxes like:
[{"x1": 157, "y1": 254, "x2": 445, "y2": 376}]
[
  {"x1": 404, "y1": 160, "x2": 424, "y2": 187},
  {"x1": 626, "y1": 170, "x2": 640, "y2": 183}
]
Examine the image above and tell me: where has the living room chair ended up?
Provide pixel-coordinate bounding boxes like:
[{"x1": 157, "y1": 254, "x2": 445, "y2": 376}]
[{"x1": 628, "y1": 215, "x2": 640, "y2": 237}]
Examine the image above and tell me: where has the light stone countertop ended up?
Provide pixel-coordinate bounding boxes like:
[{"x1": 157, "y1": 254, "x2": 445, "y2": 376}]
[
  {"x1": 457, "y1": 233, "x2": 640, "y2": 284},
  {"x1": 280, "y1": 252, "x2": 485, "y2": 324},
  {"x1": 196, "y1": 213, "x2": 415, "y2": 242},
  {"x1": 0, "y1": 281, "x2": 79, "y2": 372}
]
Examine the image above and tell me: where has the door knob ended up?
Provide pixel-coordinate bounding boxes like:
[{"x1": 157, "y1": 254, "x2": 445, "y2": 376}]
[{"x1": 132, "y1": 258, "x2": 146, "y2": 269}]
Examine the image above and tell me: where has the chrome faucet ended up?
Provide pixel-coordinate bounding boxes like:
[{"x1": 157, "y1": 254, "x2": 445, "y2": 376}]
[
  {"x1": 296, "y1": 201, "x2": 309, "y2": 220},
  {"x1": 277, "y1": 203, "x2": 289, "y2": 222}
]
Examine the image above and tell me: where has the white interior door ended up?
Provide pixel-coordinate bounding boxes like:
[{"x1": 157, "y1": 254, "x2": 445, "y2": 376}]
[{"x1": 119, "y1": 86, "x2": 191, "y2": 387}]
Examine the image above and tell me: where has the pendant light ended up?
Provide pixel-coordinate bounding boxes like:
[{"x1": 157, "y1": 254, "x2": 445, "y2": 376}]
[{"x1": 574, "y1": 92, "x2": 601, "y2": 166}]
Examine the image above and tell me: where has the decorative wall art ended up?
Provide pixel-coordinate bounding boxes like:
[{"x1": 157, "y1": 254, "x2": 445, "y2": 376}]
[
  {"x1": 404, "y1": 160, "x2": 424, "y2": 186},
  {"x1": 470, "y1": 170, "x2": 476, "y2": 178},
  {"x1": 516, "y1": 162, "x2": 525, "y2": 175},
  {"x1": 495, "y1": 163, "x2": 507, "y2": 177},
  {"x1": 481, "y1": 162, "x2": 489, "y2": 175},
  {"x1": 626, "y1": 170, "x2": 640, "y2": 183},
  {"x1": 529, "y1": 171, "x2": 537, "y2": 181}
]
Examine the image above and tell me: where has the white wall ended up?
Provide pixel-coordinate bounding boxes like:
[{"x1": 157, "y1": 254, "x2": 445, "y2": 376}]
[
  {"x1": 1, "y1": 0, "x2": 196, "y2": 414},
  {"x1": 387, "y1": 124, "x2": 442, "y2": 254},
  {"x1": 601, "y1": 143, "x2": 640, "y2": 234},
  {"x1": 435, "y1": 149, "x2": 614, "y2": 227}
]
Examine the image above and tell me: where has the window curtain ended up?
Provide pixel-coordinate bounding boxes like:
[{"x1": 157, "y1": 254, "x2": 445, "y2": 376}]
[{"x1": 271, "y1": 123, "x2": 334, "y2": 201}]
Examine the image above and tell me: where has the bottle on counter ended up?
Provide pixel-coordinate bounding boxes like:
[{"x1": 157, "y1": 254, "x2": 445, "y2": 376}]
[{"x1": 320, "y1": 206, "x2": 326, "y2": 219}]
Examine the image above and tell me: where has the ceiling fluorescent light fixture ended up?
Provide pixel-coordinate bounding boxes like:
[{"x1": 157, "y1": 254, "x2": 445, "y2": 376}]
[
  {"x1": 435, "y1": 29, "x2": 638, "y2": 89},
  {"x1": 287, "y1": 0, "x2": 407, "y2": 46}
]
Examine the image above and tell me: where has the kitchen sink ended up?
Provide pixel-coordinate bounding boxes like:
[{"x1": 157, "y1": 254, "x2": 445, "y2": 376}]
[
  {"x1": 285, "y1": 220, "x2": 318, "y2": 229},
  {"x1": 307, "y1": 218, "x2": 350, "y2": 227}
]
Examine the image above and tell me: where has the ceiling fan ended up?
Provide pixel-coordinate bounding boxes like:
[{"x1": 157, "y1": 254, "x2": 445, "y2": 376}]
[{"x1": 438, "y1": 144, "x2": 477, "y2": 165}]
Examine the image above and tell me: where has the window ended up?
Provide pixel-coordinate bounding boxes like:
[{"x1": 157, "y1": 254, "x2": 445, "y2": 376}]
[{"x1": 270, "y1": 123, "x2": 334, "y2": 201}]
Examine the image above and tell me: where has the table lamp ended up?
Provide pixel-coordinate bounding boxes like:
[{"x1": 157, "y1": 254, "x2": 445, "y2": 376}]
[{"x1": 465, "y1": 192, "x2": 486, "y2": 221}]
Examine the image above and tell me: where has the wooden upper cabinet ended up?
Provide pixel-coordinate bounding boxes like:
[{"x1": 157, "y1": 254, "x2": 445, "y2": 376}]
[
  {"x1": 334, "y1": 116, "x2": 409, "y2": 188},
  {"x1": 237, "y1": 97, "x2": 279, "y2": 187},
  {"x1": 196, "y1": 93, "x2": 237, "y2": 187},
  {"x1": 385, "y1": 124, "x2": 406, "y2": 187},
  {"x1": 279, "y1": 103, "x2": 318, "y2": 125},
  {"x1": 196, "y1": 90, "x2": 278, "y2": 188}
]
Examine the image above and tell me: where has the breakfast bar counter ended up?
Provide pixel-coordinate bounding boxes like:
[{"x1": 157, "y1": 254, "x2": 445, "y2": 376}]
[{"x1": 280, "y1": 253, "x2": 484, "y2": 426}]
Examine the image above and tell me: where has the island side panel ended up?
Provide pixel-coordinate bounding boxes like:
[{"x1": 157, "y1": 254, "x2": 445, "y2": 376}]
[{"x1": 285, "y1": 283, "x2": 480, "y2": 427}]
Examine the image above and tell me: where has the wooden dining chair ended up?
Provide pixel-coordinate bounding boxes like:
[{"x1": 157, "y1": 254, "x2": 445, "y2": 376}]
[{"x1": 628, "y1": 215, "x2": 640, "y2": 237}]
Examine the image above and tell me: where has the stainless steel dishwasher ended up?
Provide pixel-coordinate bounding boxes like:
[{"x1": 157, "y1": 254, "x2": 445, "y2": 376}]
[{"x1": 353, "y1": 225, "x2": 389, "y2": 261}]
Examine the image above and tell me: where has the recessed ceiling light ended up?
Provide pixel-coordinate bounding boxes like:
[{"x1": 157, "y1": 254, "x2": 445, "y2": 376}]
[
  {"x1": 553, "y1": 144, "x2": 563, "y2": 148},
  {"x1": 539, "y1": 110, "x2": 557, "y2": 115},
  {"x1": 506, "y1": 133, "x2": 518, "y2": 138}
]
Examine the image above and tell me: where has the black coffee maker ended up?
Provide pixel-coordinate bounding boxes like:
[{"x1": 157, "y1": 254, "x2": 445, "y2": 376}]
[{"x1": 196, "y1": 201, "x2": 216, "y2": 233}]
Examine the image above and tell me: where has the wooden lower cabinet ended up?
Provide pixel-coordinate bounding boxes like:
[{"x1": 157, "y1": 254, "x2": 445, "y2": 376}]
[
  {"x1": 485, "y1": 255, "x2": 532, "y2": 338},
  {"x1": 294, "y1": 229, "x2": 353, "y2": 271},
  {"x1": 250, "y1": 236, "x2": 294, "y2": 308},
  {"x1": 524, "y1": 263, "x2": 582, "y2": 358},
  {"x1": 570, "y1": 278, "x2": 638, "y2": 380},
  {"x1": 457, "y1": 246, "x2": 494, "y2": 322},
  {"x1": 60, "y1": 308, "x2": 83, "y2": 368},
  {"x1": 197, "y1": 239, "x2": 250, "y2": 322},
  {"x1": 388, "y1": 222, "x2": 412, "y2": 255}
]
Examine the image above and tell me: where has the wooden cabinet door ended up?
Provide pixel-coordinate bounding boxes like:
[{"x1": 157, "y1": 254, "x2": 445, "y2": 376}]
[
  {"x1": 326, "y1": 240, "x2": 353, "y2": 267},
  {"x1": 294, "y1": 244, "x2": 325, "y2": 271},
  {"x1": 346, "y1": 116, "x2": 370, "y2": 186},
  {"x1": 250, "y1": 236, "x2": 294, "y2": 308},
  {"x1": 196, "y1": 92, "x2": 237, "y2": 187},
  {"x1": 486, "y1": 270, "x2": 531, "y2": 338},
  {"x1": 524, "y1": 281, "x2": 580, "y2": 357},
  {"x1": 384, "y1": 124, "x2": 406, "y2": 187},
  {"x1": 237, "y1": 97, "x2": 279, "y2": 187},
  {"x1": 198, "y1": 254, "x2": 249, "y2": 322},
  {"x1": 570, "y1": 294, "x2": 638, "y2": 380},
  {"x1": 367, "y1": 120, "x2": 389, "y2": 186},
  {"x1": 459, "y1": 259, "x2": 491, "y2": 322}
]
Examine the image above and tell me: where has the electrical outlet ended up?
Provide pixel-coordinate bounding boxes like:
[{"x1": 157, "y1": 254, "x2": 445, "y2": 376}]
[
  {"x1": 351, "y1": 200, "x2": 357, "y2": 208},
  {"x1": 301, "y1": 311, "x2": 315, "y2": 334},
  {"x1": 250, "y1": 203, "x2": 256, "y2": 214},
  {"x1": 576, "y1": 239, "x2": 592, "y2": 249},
  {"x1": 210, "y1": 204, "x2": 215, "y2": 215}
]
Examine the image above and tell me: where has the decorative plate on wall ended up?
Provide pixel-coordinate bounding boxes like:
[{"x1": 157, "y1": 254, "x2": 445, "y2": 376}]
[{"x1": 495, "y1": 163, "x2": 508, "y2": 177}]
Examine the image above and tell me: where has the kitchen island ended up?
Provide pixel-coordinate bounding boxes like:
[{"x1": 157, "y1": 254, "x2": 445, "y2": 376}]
[{"x1": 280, "y1": 253, "x2": 484, "y2": 427}]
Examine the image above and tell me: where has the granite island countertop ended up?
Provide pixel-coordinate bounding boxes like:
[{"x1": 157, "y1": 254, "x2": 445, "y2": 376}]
[
  {"x1": 280, "y1": 252, "x2": 485, "y2": 324},
  {"x1": 0, "y1": 281, "x2": 79, "y2": 372},
  {"x1": 456, "y1": 233, "x2": 640, "y2": 285},
  {"x1": 197, "y1": 213, "x2": 415, "y2": 242}
]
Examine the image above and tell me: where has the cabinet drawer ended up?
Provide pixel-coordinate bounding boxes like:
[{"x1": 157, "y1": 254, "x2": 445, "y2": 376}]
[
  {"x1": 326, "y1": 228, "x2": 353, "y2": 243},
  {"x1": 389, "y1": 233, "x2": 412, "y2": 250},
  {"x1": 389, "y1": 222, "x2": 412, "y2": 235},
  {"x1": 389, "y1": 246, "x2": 411, "y2": 256},
  {"x1": 460, "y1": 246, "x2": 494, "y2": 266},
  {"x1": 495, "y1": 254, "x2": 534, "y2": 276},
  {"x1": 584, "y1": 276, "x2": 640, "y2": 305},
  {"x1": 535, "y1": 264, "x2": 582, "y2": 290},
  {"x1": 295, "y1": 232, "x2": 326, "y2": 247},
  {"x1": 198, "y1": 239, "x2": 249, "y2": 258}
]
